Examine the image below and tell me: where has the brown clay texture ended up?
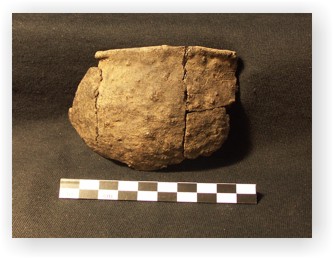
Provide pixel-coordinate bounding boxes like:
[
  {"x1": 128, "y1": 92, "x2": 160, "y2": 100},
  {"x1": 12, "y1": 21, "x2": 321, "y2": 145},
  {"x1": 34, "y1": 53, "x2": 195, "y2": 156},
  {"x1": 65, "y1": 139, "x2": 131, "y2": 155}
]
[{"x1": 69, "y1": 45, "x2": 237, "y2": 170}]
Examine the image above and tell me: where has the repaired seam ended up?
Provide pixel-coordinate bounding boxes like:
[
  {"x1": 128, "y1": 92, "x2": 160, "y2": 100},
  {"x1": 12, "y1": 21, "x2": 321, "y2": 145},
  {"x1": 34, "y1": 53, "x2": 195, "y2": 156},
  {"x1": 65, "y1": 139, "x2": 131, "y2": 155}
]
[
  {"x1": 186, "y1": 105, "x2": 226, "y2": 114},
  {"x1": 181, "y1": 46, "x2": 189, "y2": 157},
  {"x1": 94, "y1": 67, "x2": 102, "y2": 144}
]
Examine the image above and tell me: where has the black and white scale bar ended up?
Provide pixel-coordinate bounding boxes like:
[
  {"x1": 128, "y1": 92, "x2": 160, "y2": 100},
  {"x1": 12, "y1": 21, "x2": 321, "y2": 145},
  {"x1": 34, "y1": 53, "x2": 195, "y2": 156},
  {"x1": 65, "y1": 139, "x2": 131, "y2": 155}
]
[{"x1": 59, "y1": 178, "x2": 257, "y2": 204}]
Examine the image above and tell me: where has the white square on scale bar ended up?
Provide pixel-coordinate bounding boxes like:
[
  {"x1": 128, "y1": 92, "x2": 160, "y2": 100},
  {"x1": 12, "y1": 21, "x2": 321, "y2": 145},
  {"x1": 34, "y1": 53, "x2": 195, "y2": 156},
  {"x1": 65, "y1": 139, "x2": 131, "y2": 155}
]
[
  {"x1": 98, "y1": 190, "x2": 118, "y2": 200},
  {"x1": 59, "y1": 188, "x2": 80, "y2": 199},
  {"x1": 197, "y1": 183, "x2": 217, "y2": 193},
  {"x1": 137, "y1": 191, "x2": 158, "y2": 201},
  {"x1": 177, "y1": 192, "x2": 197, "y2": 202},
  {"x1": 79, "y1": 179, "x2": 100, "y2": 190},
  {"x1": 217, "y1": 193, "x2": 237, "y2": 203},
  {"x1": 236, "y1": 184, "x2": 256, "y2": 194},
  {"x1": 157, "y1": 182, "x2": 178, "y2": 192},
  {"x1": 118, "y1": 181, "x2": 139, "y2": 191}
]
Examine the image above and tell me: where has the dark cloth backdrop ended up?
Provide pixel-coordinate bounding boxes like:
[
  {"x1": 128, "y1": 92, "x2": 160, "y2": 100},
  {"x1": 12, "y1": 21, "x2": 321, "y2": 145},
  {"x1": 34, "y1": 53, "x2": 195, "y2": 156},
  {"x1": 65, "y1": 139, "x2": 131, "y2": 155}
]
[{"x1": 12, "y1": 13, "x2": 312, "y2": 237}]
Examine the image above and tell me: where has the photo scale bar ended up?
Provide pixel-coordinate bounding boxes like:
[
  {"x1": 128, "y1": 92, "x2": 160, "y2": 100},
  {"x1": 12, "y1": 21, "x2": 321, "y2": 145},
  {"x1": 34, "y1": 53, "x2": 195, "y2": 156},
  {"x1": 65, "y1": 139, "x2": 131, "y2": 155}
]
[{"x1": 59, "y1": 178, "x2": 257, "y2": 204}]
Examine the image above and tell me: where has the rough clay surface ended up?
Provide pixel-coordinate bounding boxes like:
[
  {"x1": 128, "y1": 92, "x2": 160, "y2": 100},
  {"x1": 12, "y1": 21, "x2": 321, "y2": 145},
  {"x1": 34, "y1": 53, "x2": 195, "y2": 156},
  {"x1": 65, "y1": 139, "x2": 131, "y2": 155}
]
[
  {"x1": 69, "y1": 45, "x2": 237, "y2": 170},
  {"x1": 69, "y1": 67, "x2": 101, "y2": 151},
  {"x1": 184, "y1": 108, "x2": 230, "y2": 159},
  {"x1": 185, "y1": 46, "x2": 237, "y2": 111}
]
